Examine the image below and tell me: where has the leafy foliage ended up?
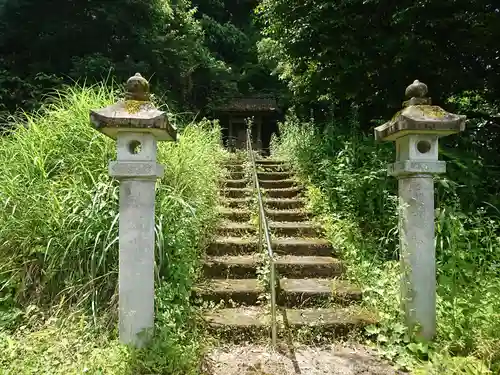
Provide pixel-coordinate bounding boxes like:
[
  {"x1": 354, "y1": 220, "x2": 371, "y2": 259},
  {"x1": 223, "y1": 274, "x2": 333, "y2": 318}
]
[
  {"x1": 271, "y1": 115, "x2": 500, "y2": 372},
  {"x1": 0, "y1": 83, "x2": 225, "y2": 373},
  {"x1": 192, "y1": 0, "x2": 285, "y2": 108},
  {"x1": 257, "y1": 0, "x2": 500, "y2": 124},
  {"x1": 0, "y1": 0, "x2": 233, "y2": 117},
  {"x1": 0, "y1": 284, "x2": 206, "y2": 374},
  {"x1": 0, "y1": 0, "x2": 286, "y2": 119}
]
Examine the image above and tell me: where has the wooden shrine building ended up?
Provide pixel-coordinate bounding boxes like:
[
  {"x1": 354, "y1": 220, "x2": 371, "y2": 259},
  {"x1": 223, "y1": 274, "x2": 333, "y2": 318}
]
[{"x1": 213, "y1": 97, "x2": 280, "y2": 154}]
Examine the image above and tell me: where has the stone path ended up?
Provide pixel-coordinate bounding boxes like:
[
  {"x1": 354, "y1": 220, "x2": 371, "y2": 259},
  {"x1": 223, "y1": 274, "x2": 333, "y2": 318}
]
[
  {"x1": 202, "y1": 343, "x2": 402, "y2": 375},
  {"x1": 195, "y1": 157, "x2": 375, "y2": 342}
]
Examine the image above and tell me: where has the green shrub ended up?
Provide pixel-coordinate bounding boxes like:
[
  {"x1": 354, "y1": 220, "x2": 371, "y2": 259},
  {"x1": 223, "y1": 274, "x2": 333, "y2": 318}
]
[
  {"x1": 271, "y1": 113, "x2": 500, "y2": 372},
  {"x1": 271, "y1": 112, "x2": 399, "y2": 258},
  {"x1": 0, "y1": 284, "x2": 207, "y2": 374},
  {"x1": 0, "y1": 82, "x2": 225, "y2": 373}
]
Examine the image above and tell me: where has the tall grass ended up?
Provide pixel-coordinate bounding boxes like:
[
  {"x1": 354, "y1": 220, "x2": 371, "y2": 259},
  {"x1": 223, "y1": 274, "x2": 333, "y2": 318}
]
[
  {"x1": 0, "y1": 82, "x2": 225, "y2": 373},
  {"x1": 271, "y1": 113, "x2": 500, "y2": 373}
]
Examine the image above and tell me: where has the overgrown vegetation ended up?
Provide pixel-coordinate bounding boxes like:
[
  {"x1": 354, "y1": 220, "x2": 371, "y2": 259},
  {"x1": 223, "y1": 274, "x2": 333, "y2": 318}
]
[
  {"x1": 271, "y1": 114, "x2": 500, "y2": 373},
  {"x1": 0, "y1": 0, "x2": 216, "y2": 115},
  {"x1": 260, "y1": 2, "x2": 500, "y2": 371},
  {"x1": 257, "y1": 0, "x2": 500, "y2": 124},
  {"x1": 0, "y1": 0, "x2": 284, "y2": 121},
  {"x1": 1, "y1": 0, "x2": 500, "y2": 373},
  {"x1": 0, "y1": 83, "x2": 225, "y2": 373}
]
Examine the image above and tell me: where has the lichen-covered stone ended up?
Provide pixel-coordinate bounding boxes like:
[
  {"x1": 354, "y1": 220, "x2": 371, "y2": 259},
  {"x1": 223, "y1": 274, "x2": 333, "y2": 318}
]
[
  {"x1": 375, "y1": 104, "x2": 465, "y2": 142},
  {"x1": 375, "y1": 80, "x2": 465, "y2": 142},
  {"x1": 89, "y1": 73, "x2": 176, "y2": 141},
  {"x1": 124, "y1": 99, "x2": 149, "y2": 114},
  {"x1": 125, "y1": 73, "x2": 150, "y2": 101}
]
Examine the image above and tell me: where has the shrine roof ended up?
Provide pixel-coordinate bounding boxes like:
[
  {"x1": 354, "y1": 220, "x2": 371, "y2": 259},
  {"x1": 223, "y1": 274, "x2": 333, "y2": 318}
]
[{"x1": 214, "y1": 98, "x2": 278, "y2": 112}]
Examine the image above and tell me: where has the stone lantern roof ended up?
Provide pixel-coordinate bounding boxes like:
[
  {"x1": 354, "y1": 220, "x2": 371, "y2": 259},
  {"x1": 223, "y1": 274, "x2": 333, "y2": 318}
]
[
  {"x1": 90, "y1": 73, "x2": 177, "y2": 141},
  {"x1": 374, "y1": 80, "x2": 466, "y2": 142}
]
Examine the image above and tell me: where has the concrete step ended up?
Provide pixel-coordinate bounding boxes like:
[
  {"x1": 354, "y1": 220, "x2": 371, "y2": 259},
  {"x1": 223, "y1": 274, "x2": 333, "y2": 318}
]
[
  {"x1": 266, "y1": 209, "x2": 310, "y2": 222},
  {"x1": 221, "y1": 188, "x2": 252, "y2": 198},
  {"x1": 218, "y1": 207, "x2": 251, "y2": 222},
  {"x1": 269, "y1": 222, "x2": 321, "y2": 237},
  {"x1": 264, "y1": 187, "x2": 302, "y2": 199},
  {"x1": 279, "y1": 278, "x2": 362, "y2": 307},
  {"x1": 224, "y1": 164, "x2": 244, "y2": 172},
  {"x1": 203, "y1": 255, "x2": 259, "y2": 278},
  {"x1": 272, "y1": 237, "x2": 333, "y2": 256},
  {"x1": 258, "y1": 164, "x2": 289, "y2": 172},
  {"x1": 195, "y1": 279, "x2": 264, "y2": 305},
  {"x1": 259, "y1": 179, "x2": 296, "y2": 189},
  {"x1": 257, "y1": 171, "x2": 292, "y2": 181},
  {"x1": 256, "y1": 159, "x2": 286, "y2": 165},
  {"x1": 228, "y1": 171, "x2": 245, "y2": 180},
  {"x1": 275, "y1": 255, "x2": 344, "y2": 278},
  {"x1": 207, "y1": 237, "x2": 258, "y2": 256},
  {"x1": 223, "y1": 197, "x2": 252, "y2": 208},
  {"x1": 223, "y1": 179, "x2": 247, "y2": 189},
  {"x1": 284, "y1": 307, "x2": 376, "y2": 337},
  {"x1": 204, "y1": 306, "x2": 269, "y2": 339},
  {"x1": 264, "y1": 198, "x2": 305, "y2": 210},
  {"x1": 204, "y1": 306, "x2": 375, "y2": 341},
  {"x1": 217, "y1": 222, "x2": 256, "y2": 236}
]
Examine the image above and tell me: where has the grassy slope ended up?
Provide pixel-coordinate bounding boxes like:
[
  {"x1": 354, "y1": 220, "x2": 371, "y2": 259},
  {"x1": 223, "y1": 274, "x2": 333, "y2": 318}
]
[
  {"x1": 0, "y1": 83, "x2": 225, "y2": 374},
  {"x1": 271, "y1": 114, "x2": 500, "y2": 374}
]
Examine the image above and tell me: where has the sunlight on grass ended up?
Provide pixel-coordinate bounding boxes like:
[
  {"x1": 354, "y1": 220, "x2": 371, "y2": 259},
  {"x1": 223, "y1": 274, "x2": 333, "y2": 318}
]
[
  {"x1": 271, "y1": 114, "x2": 500, "y2": 373},
  {"x1": 0, "y1": 82, "x2": 225, "y2": 373}
]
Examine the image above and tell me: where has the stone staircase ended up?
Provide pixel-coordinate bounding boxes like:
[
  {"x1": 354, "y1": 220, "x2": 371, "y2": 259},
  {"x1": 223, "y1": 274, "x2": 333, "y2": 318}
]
[{"x1": 195, "y1": 157, "x2": 375, "y2": 341}]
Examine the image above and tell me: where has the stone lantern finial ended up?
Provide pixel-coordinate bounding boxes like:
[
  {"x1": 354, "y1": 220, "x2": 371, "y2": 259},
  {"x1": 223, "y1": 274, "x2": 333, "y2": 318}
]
[
  {"x1": 405, "y1": 80, "x2": 428, "y2": 98},
  {"x1": 403, "y1": 79, "x2": 431, "y2": 107},
  {"x1": 126, "y1": 73, "x2": 150, "y2": 102}
]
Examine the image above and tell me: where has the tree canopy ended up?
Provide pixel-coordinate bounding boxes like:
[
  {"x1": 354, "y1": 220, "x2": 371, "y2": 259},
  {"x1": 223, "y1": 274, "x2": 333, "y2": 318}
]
[
  {"x1": 257, "y1": 0, "x2": 500, "y2": 124},
  {"x1": 0, "y1": 0, "x2": 498, "y2": 128},
  {"x1": 0, "y1": 0, "x2": 283, "y2": 117}
]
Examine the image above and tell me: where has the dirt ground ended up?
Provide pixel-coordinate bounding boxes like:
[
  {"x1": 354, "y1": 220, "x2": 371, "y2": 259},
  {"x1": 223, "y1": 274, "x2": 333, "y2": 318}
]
[{"x1": 202, "y1": 343, "x2": 405, "y2": 375}]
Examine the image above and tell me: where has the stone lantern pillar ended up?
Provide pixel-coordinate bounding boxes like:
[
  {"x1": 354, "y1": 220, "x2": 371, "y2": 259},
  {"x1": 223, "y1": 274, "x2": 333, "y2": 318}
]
[
  {"x1": 374, "y1": 80, "x2": 466, "y2": 340},
  {"x1": 90, "y1": 73, "x2": 177, "y2": 347}
]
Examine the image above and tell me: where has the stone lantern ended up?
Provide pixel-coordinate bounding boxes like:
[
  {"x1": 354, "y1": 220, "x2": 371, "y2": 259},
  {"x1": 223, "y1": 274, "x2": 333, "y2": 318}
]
[
  {"x1": 90, "y1": 73, "x2": 176, "y2": 347},
  {"x1": 374, "y1": 80, "x2": 465, "y2": 340}
]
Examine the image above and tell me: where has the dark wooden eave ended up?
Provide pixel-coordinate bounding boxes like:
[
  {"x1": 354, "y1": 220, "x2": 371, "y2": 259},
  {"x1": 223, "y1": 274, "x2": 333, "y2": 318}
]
[{"x1": 214, "y1": 98, "x2": 278, "y2": 113}]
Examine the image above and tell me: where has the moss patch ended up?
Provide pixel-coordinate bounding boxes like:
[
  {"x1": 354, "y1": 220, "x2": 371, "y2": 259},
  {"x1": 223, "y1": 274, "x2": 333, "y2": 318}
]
[
  {"x1": 124, "y1": 99, "x2": 148, "y2": 114},
  {"x1": 414, "y1": 105, "x2": 448, "y2": 118}
]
